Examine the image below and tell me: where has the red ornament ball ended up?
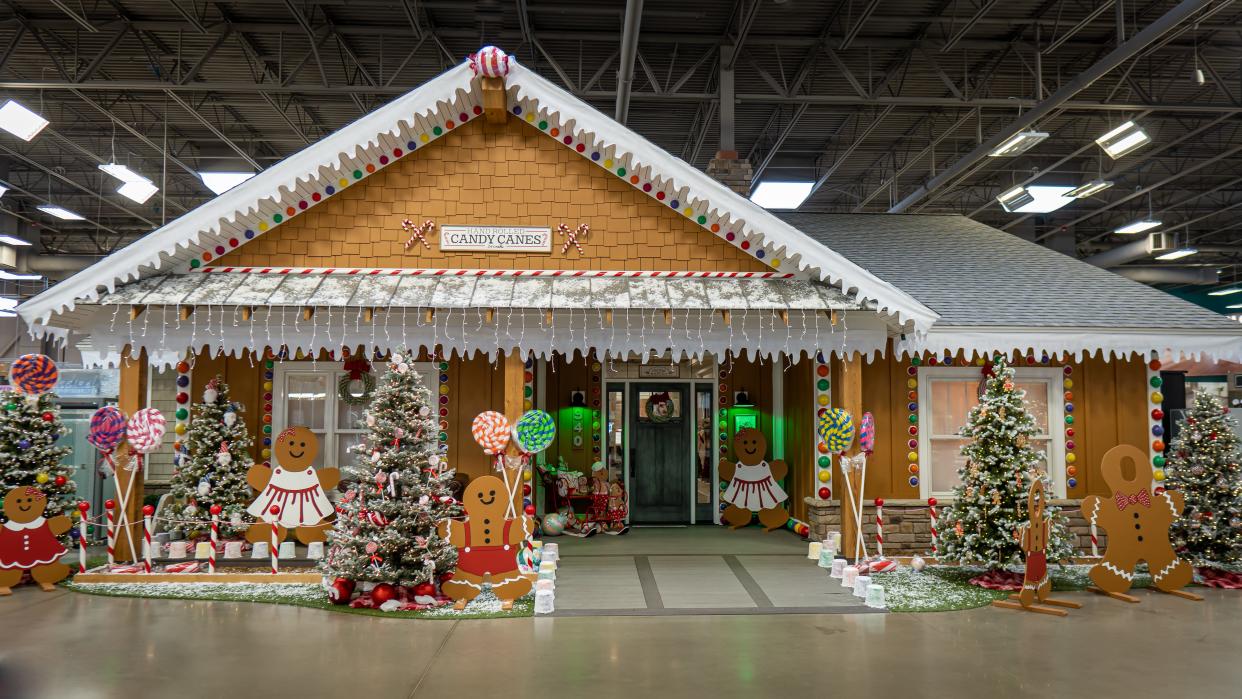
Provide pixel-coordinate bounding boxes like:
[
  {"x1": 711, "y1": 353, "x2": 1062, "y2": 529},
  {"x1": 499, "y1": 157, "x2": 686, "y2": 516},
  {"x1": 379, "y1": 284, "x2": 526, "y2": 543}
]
[
  {"x1": 176, "y1": 361, "x2": 190, "y2": 373},
  {"x1": 77, "y1": 501, "x2": 89, "y2": 513},
  {"x1": 523, "y1": 484, "x2": 532, "y2": 496},
  {"x1": 371, "y1": 582, "x2": 397, "y2": 604},
  {"x1": 104, "y1": 499, "x2": 116, "y2": 510},
  {"x1": 41, "y1": 412, "x2": 54, "y2": 422},
  {"x1": 927, "y1": 497, "x2": 938, "y2": 507},
  {"x1": 1152, "y1": 408, "x2": 1164, "y2": 421},
  {"x1": 328, "y1": 577, "x2": 355, "y2": 605},
  {"x1": 874, "y1": 498, "x2": 885, "y2": 507},
  {"x1": 818, "y1": 487, "x2": 831, "y2": 499},
  {"x1": 142, "y1": 504, "x2": 155, "y2": 516},
  {"x1": 414, "y1": 582, "x2": 436, "y2": 597},
  {"x1": 269, "y1": 505, "x2": 281, "y2": 515},
  {"x1": 524, "y1": 504, "x2": 536, "y2": 516},
  {"x1": 1149, "y1": 359, "x2": 1162, "y2": 371},
  {"x1": 439, "y1": 571, "x2": 454, "y2": 583},
  {"x1": 209, "y1": 504, "x2": 223, "y2": 515},
  {"x1": 55, "y1": 475, "x2": 67, "y2": 487}
]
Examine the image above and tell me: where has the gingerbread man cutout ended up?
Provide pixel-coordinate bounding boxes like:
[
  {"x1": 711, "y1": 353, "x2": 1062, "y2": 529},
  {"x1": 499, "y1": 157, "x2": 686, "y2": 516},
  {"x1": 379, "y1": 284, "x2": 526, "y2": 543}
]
[
  {"x1": 246, "y1": 426, "x2": 340, "y2": 545},
  {"x1": 992, "y1": 479, "x2": 1081, "y2": 616},
  {"x1": 0, "y1": 487, "x2": 71, "y2": 595},
  {"x1": 436, "y1": 475, "x2": 533, "y2": 610},
  {"x1": 1082, "y1": 445, "x2": 1192, "y2": 596},
  {"x1": 719, "y1": 428, "x2": 789, "y2": 531}
]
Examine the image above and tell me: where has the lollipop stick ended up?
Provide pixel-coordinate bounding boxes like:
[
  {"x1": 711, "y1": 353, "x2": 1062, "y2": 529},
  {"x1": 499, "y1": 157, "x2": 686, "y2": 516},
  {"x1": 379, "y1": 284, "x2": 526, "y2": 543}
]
[{"x1": 112, "y1": 448, "x2": 141, "y2": 564}]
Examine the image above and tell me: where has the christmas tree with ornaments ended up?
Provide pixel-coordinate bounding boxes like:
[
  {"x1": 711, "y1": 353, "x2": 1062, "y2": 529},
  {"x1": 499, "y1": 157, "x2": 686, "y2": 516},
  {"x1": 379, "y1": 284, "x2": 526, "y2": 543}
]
[
  {"x1": 321, "y1": 349, "x2": 460, "y2": 603},
  {"x1": 164, "y1": 376, "x2": 255, "y2": 538},
  {"x1": 938, "y1": 356, "x2": 1072, "y2": 570},
  {"x1": 0, "y1": 389, "x2": 73, "y2": 535},
  {"x1": 1164, "y1": 392, "x2": 1242, "y2": 565}
]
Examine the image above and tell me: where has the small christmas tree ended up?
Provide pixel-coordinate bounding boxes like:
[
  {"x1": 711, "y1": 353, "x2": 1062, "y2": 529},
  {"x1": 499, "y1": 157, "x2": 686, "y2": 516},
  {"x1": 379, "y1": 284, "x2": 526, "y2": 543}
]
[
  {"x1": 1165, "y1": 392, "x2": 1242, "y2": 565},
  {"x1": 321, "y1": 349, "x2": 460, "y2": 586},
  {"x1": 938, "y1": 356, "x2": 1072, "y2": 568},
  {"x1": 165, "y1": 376, "x2": 254, "y2": 538},
  {"x1": 0, "y1": 389, "x2": 73, "y2": 537}
]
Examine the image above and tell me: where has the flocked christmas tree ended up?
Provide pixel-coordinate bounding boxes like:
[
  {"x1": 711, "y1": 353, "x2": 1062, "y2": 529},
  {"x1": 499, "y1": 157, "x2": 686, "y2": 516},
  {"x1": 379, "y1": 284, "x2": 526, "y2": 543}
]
[
  {"x1": 938, "y1": 356, "x2": 1072, "y2": 568},
  {"x1": 165, "y1": 376, "x2": 254, "y2": 538},
  {"x1": 321, "y1": 349, "x2": 459, "y2": 585},
  {"x1": 0, "y1": 389, "x2": 73, "y2": 537},
  {"x1": 1164, "y1": 392, "x2": 1242, "y2": 565}
]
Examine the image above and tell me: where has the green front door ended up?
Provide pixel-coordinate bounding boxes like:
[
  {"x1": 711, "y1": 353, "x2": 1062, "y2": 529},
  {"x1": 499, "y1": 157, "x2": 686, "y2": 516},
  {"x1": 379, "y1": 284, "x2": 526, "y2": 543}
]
[{"x1": 629, "y1": 383, "x2": 691, "y2": 523}]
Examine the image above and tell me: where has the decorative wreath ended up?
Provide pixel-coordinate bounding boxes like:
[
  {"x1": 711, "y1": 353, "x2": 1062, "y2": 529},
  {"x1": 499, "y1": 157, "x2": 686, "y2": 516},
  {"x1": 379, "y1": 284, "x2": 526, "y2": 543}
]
[
  {"x1": 644, "y1": 391, "x2": 677, "y2": 423},
  {"x1": 338, "y1": 372, "x2": 377, "y2": 405}
]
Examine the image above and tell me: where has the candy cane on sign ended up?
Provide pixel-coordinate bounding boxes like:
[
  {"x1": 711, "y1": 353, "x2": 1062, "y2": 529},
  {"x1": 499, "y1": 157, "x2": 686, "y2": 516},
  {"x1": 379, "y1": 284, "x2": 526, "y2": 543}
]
[{"x1": 928, "y1": 497, "x2": 939, "y2": 557}]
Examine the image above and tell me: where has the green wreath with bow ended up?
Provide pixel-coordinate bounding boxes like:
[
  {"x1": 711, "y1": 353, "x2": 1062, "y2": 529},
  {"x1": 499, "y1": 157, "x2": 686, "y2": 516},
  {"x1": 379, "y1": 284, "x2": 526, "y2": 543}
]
[{"x1": 338, "y1": 355, "x2": 376, "y2": 405}]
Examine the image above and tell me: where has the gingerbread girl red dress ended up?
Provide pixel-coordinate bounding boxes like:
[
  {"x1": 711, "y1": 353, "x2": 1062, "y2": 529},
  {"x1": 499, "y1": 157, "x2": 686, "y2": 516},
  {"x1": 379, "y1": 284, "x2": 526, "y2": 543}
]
[{"x1": 1, "y1": 487, "x2": 71, "y2": 594}]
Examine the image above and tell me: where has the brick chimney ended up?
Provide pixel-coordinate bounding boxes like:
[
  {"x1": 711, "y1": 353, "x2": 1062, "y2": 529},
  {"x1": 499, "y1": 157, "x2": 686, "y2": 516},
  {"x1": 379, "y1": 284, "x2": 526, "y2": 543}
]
[{"x1": 705, "y1": 150, "x2": 754, "y2": 197}]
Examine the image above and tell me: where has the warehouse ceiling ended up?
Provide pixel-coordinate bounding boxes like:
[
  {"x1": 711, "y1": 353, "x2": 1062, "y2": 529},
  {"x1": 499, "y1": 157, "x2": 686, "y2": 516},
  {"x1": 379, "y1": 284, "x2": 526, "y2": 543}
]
[{"x1": 1, "y1": 0, "x2": 1241, "y2": 296}]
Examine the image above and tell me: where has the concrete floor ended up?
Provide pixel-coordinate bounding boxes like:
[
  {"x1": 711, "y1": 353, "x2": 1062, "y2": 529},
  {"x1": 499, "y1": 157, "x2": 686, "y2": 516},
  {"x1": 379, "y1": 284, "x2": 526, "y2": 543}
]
[
  {"x1": 2, "y1": 584, "x2": 1240, "y2": 698},
  {"x1": 552, "y1": 527, "x2": 869, "y2": 615}
]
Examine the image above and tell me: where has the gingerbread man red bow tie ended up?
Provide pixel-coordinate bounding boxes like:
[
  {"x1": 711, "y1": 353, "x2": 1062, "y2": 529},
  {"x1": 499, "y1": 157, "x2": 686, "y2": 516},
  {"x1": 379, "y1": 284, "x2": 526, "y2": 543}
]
[{"x1": 1115, "y1": 489, "x2": 1151, "y2": 511}]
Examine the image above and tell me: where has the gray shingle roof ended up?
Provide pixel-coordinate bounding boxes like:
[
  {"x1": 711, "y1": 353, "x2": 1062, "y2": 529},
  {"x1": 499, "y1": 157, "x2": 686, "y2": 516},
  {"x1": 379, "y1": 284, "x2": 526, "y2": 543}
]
[{"x1": 780, "y1": 213, "x2": 1241, "y2": 331}]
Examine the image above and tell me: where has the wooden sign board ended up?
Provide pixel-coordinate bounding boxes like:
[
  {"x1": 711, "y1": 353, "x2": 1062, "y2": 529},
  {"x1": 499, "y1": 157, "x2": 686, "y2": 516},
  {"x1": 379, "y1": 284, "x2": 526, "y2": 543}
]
[
  {"x1": 440, "y1": 225, "x2": 551, "y2": 253},
  {"x1": 637, "y1": 364, "x2": 678, "y2": 378}
]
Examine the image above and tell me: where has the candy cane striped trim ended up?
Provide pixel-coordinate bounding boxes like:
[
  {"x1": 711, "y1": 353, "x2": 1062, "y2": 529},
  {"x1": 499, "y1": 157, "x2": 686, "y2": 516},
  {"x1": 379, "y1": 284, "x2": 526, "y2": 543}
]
[{"x1": 198, "y1": 267, "x2": 796, "y2": 279}]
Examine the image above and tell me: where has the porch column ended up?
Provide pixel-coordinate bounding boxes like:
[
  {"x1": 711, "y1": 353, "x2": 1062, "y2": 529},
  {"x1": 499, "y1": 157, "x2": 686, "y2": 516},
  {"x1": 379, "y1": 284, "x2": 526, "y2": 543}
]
[
  {"x1": 832, "y1": 352, "x2": 865, "y2": 561},
  {"x1": 115, "y1": 347, "x2": 148, "y2": 563},
  {"x1": 503, "y1": 348, "x2": 525, "y2": 509}
]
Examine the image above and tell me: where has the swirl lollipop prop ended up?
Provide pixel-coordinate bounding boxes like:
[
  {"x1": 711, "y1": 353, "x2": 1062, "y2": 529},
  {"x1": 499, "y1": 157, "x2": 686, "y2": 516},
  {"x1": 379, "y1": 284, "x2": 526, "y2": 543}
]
[
  {"x1": 10, "y1": 353, "x2": 59, "y2": 397},
  {"x1": 471, "y1": 411, "x2": 511, "y2": 456},
  {"x1": 113, "y1": 408, "x2": 165, "y2": 565},
  {"x1": 513, "y1": 410, "x2": 555, "y2": 454},
  {"x1": 818, "y1": 408, "x2": 855, "y2": 454},
  {"x1": 89, "y1": 406, "x2": 127, "y2": 474},
  {"x1": 858, "y1": 412, "x2": 876, "y2": 456}
]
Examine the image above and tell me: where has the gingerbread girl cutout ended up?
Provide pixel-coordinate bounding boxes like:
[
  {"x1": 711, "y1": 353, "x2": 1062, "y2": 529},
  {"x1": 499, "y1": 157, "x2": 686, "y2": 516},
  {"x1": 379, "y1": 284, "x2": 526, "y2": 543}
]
[
  {"x1": 992, "y1": 480, "x2": 1081, "y2": 616},
  {"x1": 437, "y1": 475, "x2": 533, "y2": 610},
  {"x1": 0, "y1": 487, "x2": 71, "y2": 595},
  {"x1": 1082, "y1": 445, "x2": 1199, "y2": 601},
  {"x1": 719, "y1": 428, "x2": 789, "y2": 531},
  {"x1": 246, "y1": 426, "x2": 340, "y2": 545}
]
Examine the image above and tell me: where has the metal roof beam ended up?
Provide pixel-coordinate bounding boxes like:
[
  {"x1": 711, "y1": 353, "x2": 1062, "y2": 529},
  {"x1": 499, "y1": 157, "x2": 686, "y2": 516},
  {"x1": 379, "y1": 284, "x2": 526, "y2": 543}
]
[
  {"x1": 163, "y1": 91, "x2": 261, "y2": 170},
  {"x1": 888, "y1": 0, "x2": 1218, "y2": 213},
  {"x1": 615, "y1": 0, "x2": 644, "y2": 123},
  {"x1": 839, "y1": 0, "x2": 881, "y2": 52},
  {"x1": 811, "y1": 105, "x2": 894, "y2": 195},
  {"x1": 940, "y1": 0, "x2": 1001, "y2": 54}
]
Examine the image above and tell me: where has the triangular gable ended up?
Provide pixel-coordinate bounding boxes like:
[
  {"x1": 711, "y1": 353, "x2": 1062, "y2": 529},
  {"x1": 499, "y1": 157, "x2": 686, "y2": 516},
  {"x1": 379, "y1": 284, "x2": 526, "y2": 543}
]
[{"x1": 19, "y1": 55, "x2": 938, "y2": 333}]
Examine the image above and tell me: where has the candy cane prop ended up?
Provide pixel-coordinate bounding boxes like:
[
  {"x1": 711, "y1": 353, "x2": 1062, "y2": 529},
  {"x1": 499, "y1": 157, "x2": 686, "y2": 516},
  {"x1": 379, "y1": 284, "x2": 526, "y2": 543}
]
[
  {"x1": 104, "y1": 499, "x2": 116, "y2": 566},
  {"x1": 209, "y1": 504, "x2": 221, "y2": 574},
  {"x1": 928, "y1": 497, "x2": 939, "y2": 557},
  {"x1": 557, "y1": 223, "x2": 589, "y2": 254},
  {"x1": 874, "y1": 498, "x2": 885, "y2": 559},
  {"x1": 76, "y1": 502, "x2": 89, "y2": 573},
  {"x1": 142, "y1": 505, "x2": 155, "y2": 573},
  {"x1": 401, "y1": 219, "x2": 436, "y2": 250},
  {"x1": 1090, "y1": 521, "x2": 1100, "y2": 558},
  {"x1": 269, "y1": 505, "x2": 280, "y2": 575}
]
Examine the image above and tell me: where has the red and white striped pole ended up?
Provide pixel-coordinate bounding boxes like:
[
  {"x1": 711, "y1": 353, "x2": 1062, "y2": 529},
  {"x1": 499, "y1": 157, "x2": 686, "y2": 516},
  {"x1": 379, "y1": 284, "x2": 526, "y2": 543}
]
[
  {"x1": 1090, "y1": 521, "x2": 1100, "y2": 558},
  {"x1": 76, "y1": 502, "x2": 90, "y2": 573},
  {"x1": 873, "y1": 498, "x2": 885, "y2": 559},
  {"x1": 269, "y1": 505, "x2": 280, "y2": 575},
  {"x1": 927, "y1": 497, "x2": 939, "y2": 557},
  {"x1": 142, "y1": 504, "x2": 155, "y2": 574},
  {"x1": 104, "y1": 499, "x2": 116, "y2": 566},
  {"x1": 209, "y1": 504, "x2": 221, "y2": 574}
]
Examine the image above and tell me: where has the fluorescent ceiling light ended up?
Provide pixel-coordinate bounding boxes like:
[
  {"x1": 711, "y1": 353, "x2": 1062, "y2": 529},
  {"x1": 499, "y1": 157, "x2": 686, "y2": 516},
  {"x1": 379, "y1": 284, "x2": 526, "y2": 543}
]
[
  {"x1": 0, "y1": 100, "x2": 49, "y2": 141},
  {"x1": 36, "y1": 205, "x2": 84, "y2": 221},
  {"x1": 99, "y1": 163, "x2": 147, "y2": 183},
  {"x1": 117, "y1": 178, "x2": 159, "y2": 204},
  {"x1": 1207, "y1": 287, "x2": 1242, "y2": 296},
  {"x1": 0, "y1": 271, "x2": 41, "y2": 281},
  {"x1": 1067, "y1": 179, "x2": 1114, "y2": 198},
  {"x1": 1114, "y1": 219, "x2": 1161, "y2": 235},
  {"x1": 0, "y1": 234, "x2": 30, "y2": 246},
  {"x1": 200, "y1": 171, "x2": 255, "y2": 195},
  {"x1": 988, "y1": 130, "x2": 1049, "y2": 157},
  {"x1": 1011, "y1": 185, "x2": 1075, "y2": 214},
  {"x1": 1155, "y1": 247, "x2": 1198, "y2": 261},
  {"x1": 1096, "y1": 121, "x2": 1151, "y2": 159},
  {"x1": 749, "y1": 181, "x2": 814, "y2": 210},
  {"x1": 996, "y1": 186, "x2": 1034, "y2": 212}
]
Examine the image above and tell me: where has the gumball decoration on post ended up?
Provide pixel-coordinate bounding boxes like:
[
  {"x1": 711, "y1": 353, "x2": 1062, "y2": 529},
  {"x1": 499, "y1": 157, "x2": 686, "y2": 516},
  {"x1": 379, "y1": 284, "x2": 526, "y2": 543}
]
[{"x1": 811, "y1": 353, "x2": 832, "y2": 500}]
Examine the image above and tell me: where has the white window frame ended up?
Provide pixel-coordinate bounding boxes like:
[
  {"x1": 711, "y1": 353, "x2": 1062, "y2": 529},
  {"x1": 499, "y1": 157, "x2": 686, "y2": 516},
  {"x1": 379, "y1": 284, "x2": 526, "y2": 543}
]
[
  {"x1": 917, "y1": 366, "x2": 1066, "y2": 500},
  {"x1": 273, "y1": 362, "x2": 436, "y2": 469}
]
